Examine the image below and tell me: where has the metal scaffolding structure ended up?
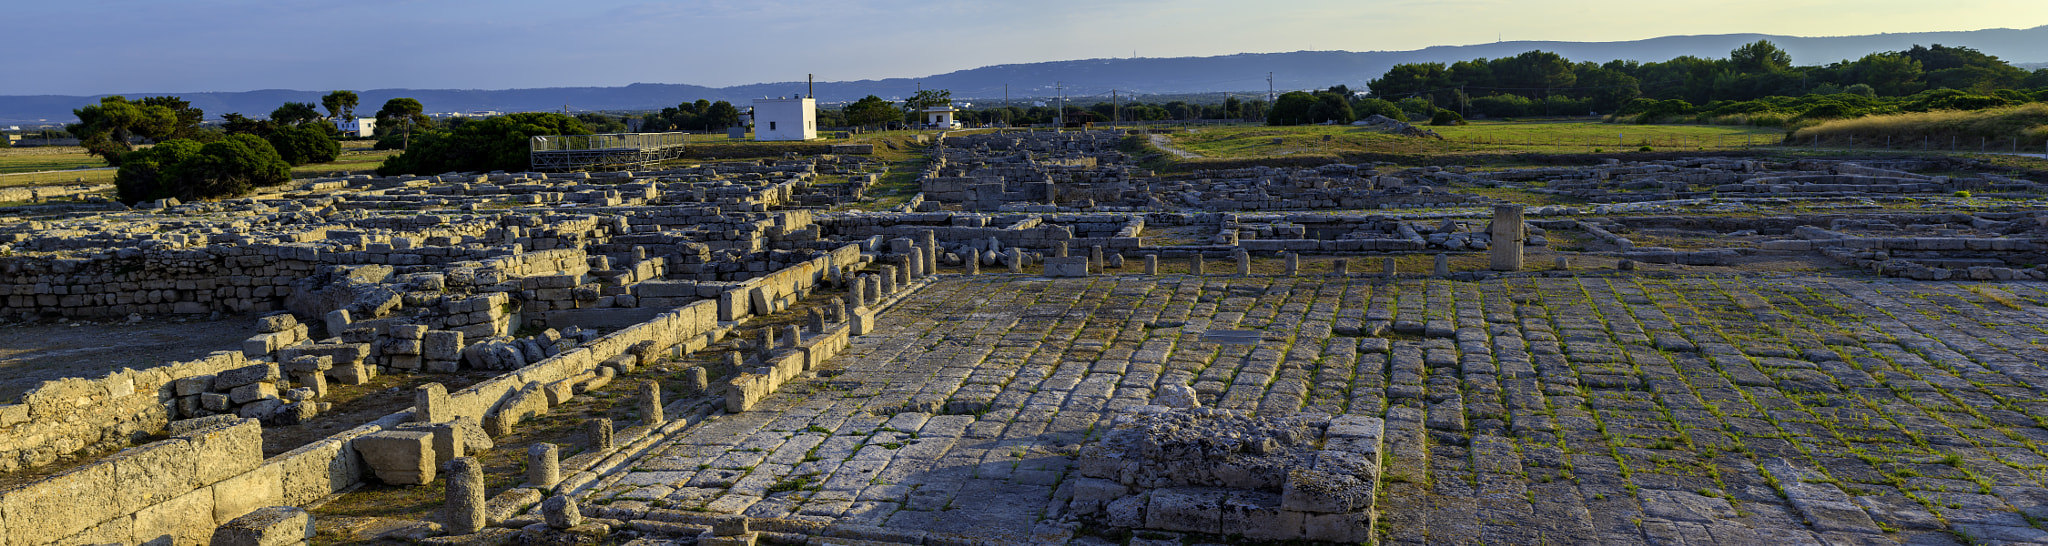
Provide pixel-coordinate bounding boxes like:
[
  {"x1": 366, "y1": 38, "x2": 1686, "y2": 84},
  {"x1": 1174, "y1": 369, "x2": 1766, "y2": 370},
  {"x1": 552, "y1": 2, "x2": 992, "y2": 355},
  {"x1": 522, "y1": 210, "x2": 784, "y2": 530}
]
[{"x1": 529, "y1": 132, "x2": 689, "y2": 172}]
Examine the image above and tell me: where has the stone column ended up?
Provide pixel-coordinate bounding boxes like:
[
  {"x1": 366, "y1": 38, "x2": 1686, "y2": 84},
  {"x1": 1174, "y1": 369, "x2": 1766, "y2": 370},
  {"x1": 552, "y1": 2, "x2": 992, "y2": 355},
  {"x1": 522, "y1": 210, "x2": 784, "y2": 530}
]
[
  {"x1": 1334, "y1": 259, "x2": 1349, "y2": 277},
  {"x1": 1144, "y1": 255, "x2": 1158, "y2": 275},
  {"x1": 447, "y1": 457, "x2": 486, "y2": 534},
  {"x1": 966, "y1": 249, "x2": 980, "y2": 275},
  {"x1": 1091, "y1": 245, "x2": 1105, "y2": 274},
  {"x1": 848, "y1": 277, "x2": 865, "y2": 309},
  {"x1": 783, "y1": 324, "x2": 802, "y2": 347},
  {"x1": 415, "y1": 383, "x2": 449, "y2": 423},
  {"x1": 1555, "y1": 256, "x2": 1570, "y2": 270},
  {"x1": 684, "y1": 366, "x2": 709, "y2": 393},
  {"x1": 905, "y1": 249, "x2": 923, "y2": 279},
  {"x1": 528, "y1": 443, "x2": 560, "y2": 488},
  {"x1": 1434, "y1": 254, "x2": 1451, "y2": 277},
  {"x1": 1490, "y1": 205, "x2": 1526, "y2": 271},
  {"x1": 1284, "y1": 253, "x2": 1298, "y2": 276},
  {"x1": 880, "y1": 267, "x2": 897, "y2": 296},
  {"x1": 1055, "y1": 241, "x2": 1069, "y2": 258},
  {"x1": 923, "y1": 230, "x2": 940, "y2": 274},
  {"x1": 640, "y1": 380, "x2": 665, "y2": 424},
  {"x1": 865, "y1": 275, "x2": 881, "y2": 305},
  {"x1": 589, "y1": 418, "x2": 614, "y2": 451},
  {"x1": 1008, "y1": 248, "x2": 1023, "y2": 273},
  {"x1": 1235, "y1": 250, "x2": 1251, "y2": 275},
  {"x1": 1384, "y1": 257, "x2": 1397, "y2": 278}
]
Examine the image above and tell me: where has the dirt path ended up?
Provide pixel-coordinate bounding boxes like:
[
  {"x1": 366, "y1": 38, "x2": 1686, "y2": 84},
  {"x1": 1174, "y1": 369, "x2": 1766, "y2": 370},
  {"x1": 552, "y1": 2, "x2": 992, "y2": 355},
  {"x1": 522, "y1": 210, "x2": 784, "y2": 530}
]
[
  {"x1": 1148, "y1": 134, "x2": 1201, "y2": 159},
  {"x1": 0, "y1": 317, "x2": 258, "y2": 402}
]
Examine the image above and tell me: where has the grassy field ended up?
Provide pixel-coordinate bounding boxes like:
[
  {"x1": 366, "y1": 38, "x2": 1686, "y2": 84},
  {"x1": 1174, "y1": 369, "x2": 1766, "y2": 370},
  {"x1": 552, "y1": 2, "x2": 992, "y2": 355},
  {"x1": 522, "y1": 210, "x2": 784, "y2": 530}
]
[{"x1": 0, "y1": 145, "x2": 401, "y2": 190}]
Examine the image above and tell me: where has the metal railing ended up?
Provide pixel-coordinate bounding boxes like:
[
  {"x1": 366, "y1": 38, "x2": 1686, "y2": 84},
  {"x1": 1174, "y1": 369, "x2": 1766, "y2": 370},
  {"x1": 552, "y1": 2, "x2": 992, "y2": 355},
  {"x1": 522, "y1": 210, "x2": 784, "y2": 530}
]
[{"x1": 530, "y1": 132, "x2": 690, "y2": 152}]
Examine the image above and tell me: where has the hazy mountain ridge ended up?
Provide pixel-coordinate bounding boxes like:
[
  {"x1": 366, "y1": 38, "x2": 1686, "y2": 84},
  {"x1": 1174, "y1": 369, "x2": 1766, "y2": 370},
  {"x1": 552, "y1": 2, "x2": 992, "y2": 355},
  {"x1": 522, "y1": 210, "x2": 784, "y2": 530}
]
[{"x1": 4, "y1": 25, "x2": 2043, "y2": 125}]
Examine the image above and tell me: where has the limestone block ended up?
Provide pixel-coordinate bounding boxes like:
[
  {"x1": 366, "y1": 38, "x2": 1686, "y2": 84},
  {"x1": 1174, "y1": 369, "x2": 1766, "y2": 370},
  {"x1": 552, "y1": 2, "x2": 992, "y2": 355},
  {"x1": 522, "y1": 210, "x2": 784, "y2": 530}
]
[
  {"x1": 256, "y1": 313, "x2": 299, "y2": 334},
  {"x1": 1145, "y1": 488, "x2": 1223, "y2": 534},
  {"x1": 415, "y1": 382, "x2": 450, "y2": 423},
  {"x1": 1, "y1": 450, "x2": 118, "y2": 544},
  {"x1": 488, "y1": 382, "x2": 548, "y2": 437},
  {"x1": 211, "y1": 464, "x2": 284, "y2": 525},
  {"x1": 384, "y1": 338, "x2": 423, "y2": 355},
  {"x1": 391, "y1": 324, "x2": 428, "y2": 340},
  {"x1": 130, "y1": 486, "x2": 216, "y2": 546},
  {"x1": 214, "y1": 363, "x2": 280, "y2": 390},
  {"x1": 210, "y1": 505, "x2": 313, "y2": 546},
  {"x1": 544, "y1": 495, "x2": 583, "y2": 529},
  {"x1": 355, "y1": 430, "x2": 437, "y2": 485},
  {"x1": 281, "y1": 355, "x2": 332, "y2": 374},
  {"x1": 276, "y1": 432, "x2": 370, "y2": 506},
  {"x1": 328, "y1": 362, "x2": 371, "y2": 385},
  {"x1": 1044, "y1": 256, "x2": 1090, "y2": 277},
  {"x1": 109, "y1": 436, "x2": 199, "y2": 514},
  {"x1": 1280, "y1": 465, "x2": 1374, "y2": 513},
  {"x1": 180, "y1": 417, "x2": 264, "y2": 486},
  {"x1": 176, "y1": 374, "x2": 216, "y2": 396},
  {"x1": 229, "y1": 382, "x2": 279, "y2": 404},
  {"x1": 202, "y1": 392, "x2": 233, "y2": 412},
  {"x1": 423, "y1": 330, "x2": 464, "y2": 361}
]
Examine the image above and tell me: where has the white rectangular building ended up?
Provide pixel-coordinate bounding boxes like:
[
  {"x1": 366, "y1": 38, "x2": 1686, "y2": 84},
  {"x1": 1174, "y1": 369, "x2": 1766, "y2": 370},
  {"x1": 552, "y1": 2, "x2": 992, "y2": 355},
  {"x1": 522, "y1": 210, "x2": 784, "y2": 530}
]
[
  {"x1": 335, "y1": 118, "x2": 377, "y2": 138},
  {"x1": 752, "y1": 97, "x2": 816, "y2": 141}
]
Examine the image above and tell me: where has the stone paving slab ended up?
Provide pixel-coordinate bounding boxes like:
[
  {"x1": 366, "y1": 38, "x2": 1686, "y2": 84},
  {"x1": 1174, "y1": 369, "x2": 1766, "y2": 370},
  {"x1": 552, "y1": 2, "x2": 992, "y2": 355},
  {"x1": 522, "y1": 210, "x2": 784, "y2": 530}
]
[{"x1": 593, "y1": 273, "x2": 2048, "y2": 545}]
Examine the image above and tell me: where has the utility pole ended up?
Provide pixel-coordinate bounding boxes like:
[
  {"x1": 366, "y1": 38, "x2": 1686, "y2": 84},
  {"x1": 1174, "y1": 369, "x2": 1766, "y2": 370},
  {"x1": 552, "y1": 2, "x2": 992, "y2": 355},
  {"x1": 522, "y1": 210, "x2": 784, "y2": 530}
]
[
  {"x1": 1268, "y1": 72, "x2": 1275, "y2": 103},
  {"x1": 1056, "y1": 81, "x2": 1065, "y2": 131},
  {"x1": 1112, "y1": 90, "x2": 1119, "y2": 128},
  {"x1": 1004, "y1": 84, "x2": 1009, "y2": 127}
]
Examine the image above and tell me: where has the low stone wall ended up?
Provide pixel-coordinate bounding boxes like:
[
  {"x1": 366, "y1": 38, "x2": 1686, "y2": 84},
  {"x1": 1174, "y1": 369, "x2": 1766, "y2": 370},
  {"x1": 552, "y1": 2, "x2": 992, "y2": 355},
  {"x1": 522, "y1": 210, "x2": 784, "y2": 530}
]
[
  {"x1": 0, "y1": 351, "x2": 248, "y2": 473},
  {"x1": 0, "y1": 418, "x2": 268, "y2": 545}
]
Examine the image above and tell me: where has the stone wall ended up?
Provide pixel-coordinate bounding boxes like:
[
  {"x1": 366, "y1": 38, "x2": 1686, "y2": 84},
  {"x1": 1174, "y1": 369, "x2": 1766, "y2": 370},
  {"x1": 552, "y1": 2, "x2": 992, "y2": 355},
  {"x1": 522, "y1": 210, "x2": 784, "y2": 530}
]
[
  {"x1": 0, "y1": 418, "x2": 267, "y2": 545},
  {"x1": 0, "y1": 351, "x2": 248, "y2": 473}
]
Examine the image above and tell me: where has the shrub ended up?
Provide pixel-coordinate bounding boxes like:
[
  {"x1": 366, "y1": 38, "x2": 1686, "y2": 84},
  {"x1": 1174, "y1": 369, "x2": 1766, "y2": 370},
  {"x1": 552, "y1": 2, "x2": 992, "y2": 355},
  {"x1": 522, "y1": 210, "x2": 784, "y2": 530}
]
[
  {"x1": 378, "y1": 112, "x2": 590, "y2": 175},
  {"x1": 1430, "y1": 110, "x2": 1466, "y2": 126},
  {"x1": 266, "y1": 123, "x2": 340, "y2": 166},
  {"x1": 115, "y1": 134, "x2": 289, "y2": 204}
]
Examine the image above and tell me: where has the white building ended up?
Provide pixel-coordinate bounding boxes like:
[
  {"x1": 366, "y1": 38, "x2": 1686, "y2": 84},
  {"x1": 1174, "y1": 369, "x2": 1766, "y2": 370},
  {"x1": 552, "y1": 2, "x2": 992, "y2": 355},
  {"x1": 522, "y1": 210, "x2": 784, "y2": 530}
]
[
  {"x1": 335, "y1": 118, "x2": 377, "y2": 138},
  {"x1": 751, "y1": 96, "x2": 816, "y2": 141},
  {"x1": 923, "y1": 106, "x2": 959, "y2": 128}
]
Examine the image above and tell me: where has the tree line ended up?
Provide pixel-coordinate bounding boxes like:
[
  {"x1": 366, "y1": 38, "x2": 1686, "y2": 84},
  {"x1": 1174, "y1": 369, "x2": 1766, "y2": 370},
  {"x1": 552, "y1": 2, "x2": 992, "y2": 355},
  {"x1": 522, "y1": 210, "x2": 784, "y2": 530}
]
[{"x1": 1358, "y1": 41, "x2": 2048, "y2": 124}]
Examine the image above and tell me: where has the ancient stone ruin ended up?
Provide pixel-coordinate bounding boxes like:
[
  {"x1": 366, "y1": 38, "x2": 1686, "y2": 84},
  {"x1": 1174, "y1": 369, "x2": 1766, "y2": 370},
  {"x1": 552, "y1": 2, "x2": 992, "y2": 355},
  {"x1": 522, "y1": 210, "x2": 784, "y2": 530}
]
[{"x1": 0, "y1": 129, "x2": 2043, "y2": 545}]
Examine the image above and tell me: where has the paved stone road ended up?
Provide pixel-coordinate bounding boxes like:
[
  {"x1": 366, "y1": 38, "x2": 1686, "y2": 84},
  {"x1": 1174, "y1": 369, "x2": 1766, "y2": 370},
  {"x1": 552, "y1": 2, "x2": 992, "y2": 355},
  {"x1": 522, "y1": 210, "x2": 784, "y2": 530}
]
[{"x1": 595, "y1": 273, "x2": 2048, "y2": 545}]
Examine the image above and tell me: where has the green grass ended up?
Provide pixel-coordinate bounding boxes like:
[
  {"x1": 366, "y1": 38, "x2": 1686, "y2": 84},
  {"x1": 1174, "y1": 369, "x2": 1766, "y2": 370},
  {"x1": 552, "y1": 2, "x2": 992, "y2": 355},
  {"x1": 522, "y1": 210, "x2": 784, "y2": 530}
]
[{"x1": 0, "y1": 145, "x2": 400, "y2": 192}]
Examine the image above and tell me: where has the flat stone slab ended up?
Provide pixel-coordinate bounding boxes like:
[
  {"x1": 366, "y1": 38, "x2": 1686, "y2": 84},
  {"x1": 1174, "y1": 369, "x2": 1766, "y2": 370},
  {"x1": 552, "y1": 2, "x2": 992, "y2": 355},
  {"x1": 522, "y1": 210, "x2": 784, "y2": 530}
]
[{"x1": 592, "y1": 274, "x2": 2048, "y2": 545}]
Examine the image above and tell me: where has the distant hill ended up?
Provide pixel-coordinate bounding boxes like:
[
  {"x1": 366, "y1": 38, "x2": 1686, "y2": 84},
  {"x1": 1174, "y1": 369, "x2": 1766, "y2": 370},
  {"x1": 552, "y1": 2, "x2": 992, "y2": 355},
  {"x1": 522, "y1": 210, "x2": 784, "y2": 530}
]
[{"x1": 5, "y1": 25, "x2": 2044, "y2": 125}]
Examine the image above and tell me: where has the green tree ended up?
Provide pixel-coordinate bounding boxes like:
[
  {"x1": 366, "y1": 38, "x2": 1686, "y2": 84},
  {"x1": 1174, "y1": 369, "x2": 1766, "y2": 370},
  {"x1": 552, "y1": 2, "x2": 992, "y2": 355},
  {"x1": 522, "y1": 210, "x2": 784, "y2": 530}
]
[
  {"x1": 1368, "y1": 62, "x2": 1450, "y2": 101},
  {"x1": 901, "y1": 89, "x2": 953, "y2": 125},
  {"x1": 575, "y1": 112, "x2": 627, "y2": 133},
  {"x1": 139, "y1": 96, "x2": 207, "y2": 140},
  {"x1": 1731, "y1": 40, "x2": 1793, "y2": 73},
  {"x1": 220, "y1": 113, "x2": 277, "y2": 137},
  {"x1": 844, "y1": 95, "x2": 898, "y2": 128},
  {"x1": 1266, "y1": 91, "x2": 1318, "y2": 125},
  {"x1": 1850, "y1": 53, "x2": 1924, "y2": 96},
  {"x1": 701, "y1": 101, "x2": 742, "y2": 130},
  {"x1": 271, "y1": 102, "x2": 322, "y2": 125},
  {"x1": 377, "y1": 112, "x2": 589, "y2": 175},
  {"x1": 266, "y1": 123, "x2": 340, "y2": 166},
  {"x1": 1352, "y1": 98, "x2": 1404, "y2": 119},
  {"x1": 375, "y1": 98, "x2": 430, "y2": 150},
  {"x1": 1308, "y1": 91, "x2": 1356, "y2": 124},
  {"x1": 321, "y1": 90, "x2": 360, "y2": 120},
  {"x1": 115, "y1": 134, "x2": 290, "y2": 204},
  {"x1": 67, "y1": 96, "x2": 181, "y2": 165}
]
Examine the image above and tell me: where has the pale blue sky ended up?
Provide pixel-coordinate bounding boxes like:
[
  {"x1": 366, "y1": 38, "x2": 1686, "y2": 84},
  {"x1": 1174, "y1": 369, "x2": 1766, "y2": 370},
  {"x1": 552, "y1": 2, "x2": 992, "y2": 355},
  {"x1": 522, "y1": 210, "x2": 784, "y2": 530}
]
[{"x1": 3, "y1": 0, "x2": 2042, "y2": 95}]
